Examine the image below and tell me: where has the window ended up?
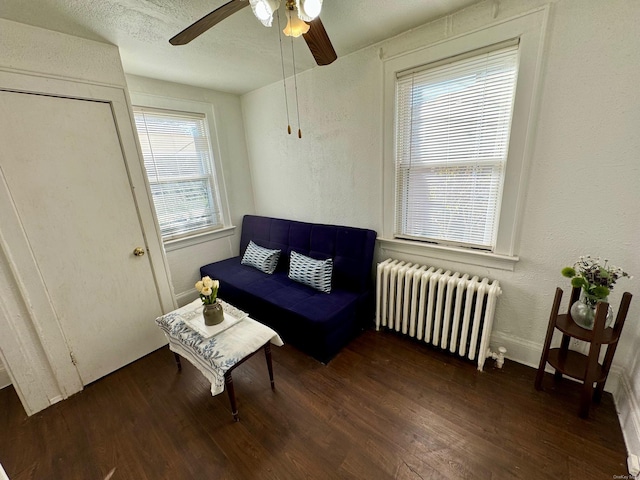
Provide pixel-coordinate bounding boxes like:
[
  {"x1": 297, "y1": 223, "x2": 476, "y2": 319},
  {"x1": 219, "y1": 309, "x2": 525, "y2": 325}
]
[
  {"x1": 395, "y1": 43, "x2": 519, "y2": 250},
  {"x1": 133, "y1": 107, "x2": 223, "y2": 240},
  {"x1": 383, "y1": 9, "x2": 547, "y2": 269}
]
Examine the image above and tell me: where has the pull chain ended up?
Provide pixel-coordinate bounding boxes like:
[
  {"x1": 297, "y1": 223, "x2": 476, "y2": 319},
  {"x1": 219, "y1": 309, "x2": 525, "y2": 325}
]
[
  {"x1": 290, "y1": 33, "x2": 302, "y2": 138},
  {"x1": 276, "y1": 10, "x2": 292, "y2": 135}
]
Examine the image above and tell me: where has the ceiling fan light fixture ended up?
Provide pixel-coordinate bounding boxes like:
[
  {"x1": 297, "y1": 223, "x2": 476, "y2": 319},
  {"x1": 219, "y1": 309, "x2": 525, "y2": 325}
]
[
  {"x1": 283, "y1": 8, "x2": 310, "y2": 37},
  {"x1": 249, "y1": 0, "x2": 281, "y2": 27},
  {"x1": 295, "y1": 0, "x2": 322, "y2": 21}
]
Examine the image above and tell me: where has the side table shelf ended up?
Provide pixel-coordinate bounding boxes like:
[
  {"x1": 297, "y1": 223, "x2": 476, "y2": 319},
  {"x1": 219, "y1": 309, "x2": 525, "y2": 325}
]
[
  {"x1": 546, "y1": 348, "x2": 605, "y2": 383},
  {"x1": 554, "y1": 313, "x2": 616, "y2": 344},
  {"x1": 535, "y1": 286, "x2": 632, "y2": 418}
]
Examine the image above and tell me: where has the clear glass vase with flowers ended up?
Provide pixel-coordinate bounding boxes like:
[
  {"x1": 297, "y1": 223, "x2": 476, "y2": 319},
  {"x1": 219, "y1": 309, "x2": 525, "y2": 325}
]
[{"x1": 561, "y1": 256, "x2": 631, "y2": 329}]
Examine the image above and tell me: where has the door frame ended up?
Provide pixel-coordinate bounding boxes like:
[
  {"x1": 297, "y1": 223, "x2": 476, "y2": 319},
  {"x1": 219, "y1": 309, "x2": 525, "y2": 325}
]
[{"x1": 0, "y1": 68, "x2": 176, "y2": 414}]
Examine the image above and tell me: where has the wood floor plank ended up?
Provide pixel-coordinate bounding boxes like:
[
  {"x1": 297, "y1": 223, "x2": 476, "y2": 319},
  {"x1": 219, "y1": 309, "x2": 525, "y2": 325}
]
[{"x1": 0, "y1": 329, "x2": 630, "y2": 479}]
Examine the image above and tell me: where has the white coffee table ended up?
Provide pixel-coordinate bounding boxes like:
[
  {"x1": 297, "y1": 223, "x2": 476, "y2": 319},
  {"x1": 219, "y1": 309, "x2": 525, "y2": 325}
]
[{"x1": 155, "y1": 299, "x2": 283, "y2": 421}]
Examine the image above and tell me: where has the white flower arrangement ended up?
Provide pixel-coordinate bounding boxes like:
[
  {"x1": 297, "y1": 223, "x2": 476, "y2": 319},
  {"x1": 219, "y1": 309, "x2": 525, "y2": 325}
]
[
  {"x1": 195, "y1": 276, "x2": 219, "y2": 305},
  {"x1": 561, "y1": 255, "x2": 631, "y2": 304}
]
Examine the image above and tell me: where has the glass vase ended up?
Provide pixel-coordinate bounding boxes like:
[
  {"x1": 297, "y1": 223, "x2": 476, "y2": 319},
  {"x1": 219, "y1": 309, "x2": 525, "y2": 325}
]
[
  {"x1": 203, "y1": 301, "x2": 224, "y2": 326},
  {"x1": 570, "y1": 290, "x2": 613, "y2": 330}
]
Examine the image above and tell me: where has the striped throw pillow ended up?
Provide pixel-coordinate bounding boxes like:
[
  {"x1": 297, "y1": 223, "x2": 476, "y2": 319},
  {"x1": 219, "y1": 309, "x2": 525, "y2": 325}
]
[
  {"x1": 241, "y1": 241, "x2": 280, "y2": 274},
  {"x1": 288, "y1": 250, "x2": 333, "y2": 293}
]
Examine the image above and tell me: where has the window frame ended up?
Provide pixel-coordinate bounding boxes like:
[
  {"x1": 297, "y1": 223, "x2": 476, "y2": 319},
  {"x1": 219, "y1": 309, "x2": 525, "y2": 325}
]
[
  {"x1": 130, "y1": 93, "x2": 233, "y2": 249},
  {"x1": 394, "y1": 41, "x2": 520, "y2": 251},
  {"x1": 382, "y1": 8, "x2": 548, "y2": 271}
]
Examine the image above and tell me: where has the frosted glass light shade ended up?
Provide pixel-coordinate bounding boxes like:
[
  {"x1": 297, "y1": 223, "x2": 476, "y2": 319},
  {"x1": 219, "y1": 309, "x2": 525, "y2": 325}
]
[
  {"x1": 249, "y1": 0, "x2": 281, "y2": 27},
  {"x1": 296, "y1": 0, "x2": 322, "y2": 21},
  {"x1": 283, "y1": 9, "x2": 310, "y2": 37}
]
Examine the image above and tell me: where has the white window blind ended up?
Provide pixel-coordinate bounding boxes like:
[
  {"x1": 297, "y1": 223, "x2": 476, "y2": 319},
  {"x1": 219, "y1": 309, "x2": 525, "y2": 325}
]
[
  {"x1": 395, "y1": 44, "x2": 519, "y2": 250},
  {"x1": 133, "y1": 107, "x2": 222, "y2": 240}
]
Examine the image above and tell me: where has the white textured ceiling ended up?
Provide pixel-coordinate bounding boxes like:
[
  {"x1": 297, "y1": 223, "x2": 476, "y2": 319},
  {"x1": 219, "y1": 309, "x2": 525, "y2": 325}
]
[{"x1": 1, "y1": 0, "x2": 481, "y2": 95}]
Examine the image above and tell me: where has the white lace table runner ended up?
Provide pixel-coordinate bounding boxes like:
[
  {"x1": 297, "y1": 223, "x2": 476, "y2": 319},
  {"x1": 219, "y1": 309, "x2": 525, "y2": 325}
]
[{"x1": 154, "y1": 299, "x2": 284, "y2": 396}]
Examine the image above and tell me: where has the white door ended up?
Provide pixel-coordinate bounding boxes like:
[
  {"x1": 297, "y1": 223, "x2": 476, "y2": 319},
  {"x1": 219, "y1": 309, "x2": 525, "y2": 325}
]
[{"x1": 0, "y1": 91, "x2": 167, "y2": 385}]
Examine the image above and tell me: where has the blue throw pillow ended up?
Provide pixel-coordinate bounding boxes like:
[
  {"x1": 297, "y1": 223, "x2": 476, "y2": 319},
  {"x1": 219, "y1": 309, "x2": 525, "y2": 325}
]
[
  {"x1": 288, "y1": 250, "x2": 333, "y2": 293},
  {"x1": 241, "y1": 240, "x2": 280, "y2": 274}
]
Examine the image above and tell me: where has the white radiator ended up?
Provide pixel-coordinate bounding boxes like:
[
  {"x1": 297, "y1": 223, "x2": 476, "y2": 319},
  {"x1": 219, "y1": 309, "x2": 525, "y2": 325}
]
[{"x1": 376, "y1": 258, "x2": 502, "y2": 371}]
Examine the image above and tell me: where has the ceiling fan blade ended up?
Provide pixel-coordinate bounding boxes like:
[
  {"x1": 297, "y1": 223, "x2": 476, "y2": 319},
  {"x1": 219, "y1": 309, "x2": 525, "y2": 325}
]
[
  {"x1": 303, "y1": 17, "x2": 337, "y2": 66},
  {"x1": 170, "y1": 0, "x2": 249, "y2": 46}
]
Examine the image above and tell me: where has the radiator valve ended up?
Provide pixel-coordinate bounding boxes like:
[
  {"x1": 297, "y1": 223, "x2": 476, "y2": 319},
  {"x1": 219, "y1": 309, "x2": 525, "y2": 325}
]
[{"x1": 487, "y1": 346, "x2": 507, "y2": 369}]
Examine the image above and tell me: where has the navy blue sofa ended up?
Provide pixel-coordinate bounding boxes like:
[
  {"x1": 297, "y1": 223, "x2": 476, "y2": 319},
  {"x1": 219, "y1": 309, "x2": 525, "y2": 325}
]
[{"x1": 200, "y1": 215, "x2": 377, "y2": 363}]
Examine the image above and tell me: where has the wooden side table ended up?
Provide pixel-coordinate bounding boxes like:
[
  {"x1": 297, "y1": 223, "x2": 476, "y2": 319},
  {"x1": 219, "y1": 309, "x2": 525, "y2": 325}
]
[{"x1": 535, "y1": 287, "x2": 632, "y2": 418}]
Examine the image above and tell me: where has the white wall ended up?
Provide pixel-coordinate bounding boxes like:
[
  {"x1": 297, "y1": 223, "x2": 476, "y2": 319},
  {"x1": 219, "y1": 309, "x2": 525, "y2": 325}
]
[
  {"x1": 241, "y1": 0, "x2": 640, "y2": 457},
  {"x1": 125, "y1": 75, "x2": 255, "y2": 305},
  {"x1": 241, "y1": 46, "x2": 382, "y2": 232},
  {"x1": 0, "y1": 19, "x2": 126, "y2": 86}
]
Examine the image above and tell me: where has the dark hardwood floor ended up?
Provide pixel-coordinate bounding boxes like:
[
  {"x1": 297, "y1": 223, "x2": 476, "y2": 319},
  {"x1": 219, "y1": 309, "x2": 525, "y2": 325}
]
[{"x1": 0, "y1": 330, "x2": 629, "y2": 479}]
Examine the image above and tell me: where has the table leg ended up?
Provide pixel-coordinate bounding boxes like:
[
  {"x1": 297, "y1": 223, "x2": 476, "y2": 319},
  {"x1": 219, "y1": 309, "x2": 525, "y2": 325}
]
[
  {"x1": 264, "y1": 343, "x2": 275, "y2": 390},
  {"x1": 173, "y1": 352, "x2": 182, "y2": 372},
  {"x1": 225, "y1": 371, "x2": 239, "y2": 422}
]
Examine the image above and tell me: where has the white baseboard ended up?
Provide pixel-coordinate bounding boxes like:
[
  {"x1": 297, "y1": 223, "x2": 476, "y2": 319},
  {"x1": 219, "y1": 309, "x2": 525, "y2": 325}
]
[
  {"x1": 490, "y1": 330, "x2": 542, "y2": 370},
  {"x1": 0, "y1": 363, "x2": 11, "y2": 389},
  {"x1": 175, "y1": 290, "x2": 199, "y2": 307},
  {"x1": 614, "y1": 370, "x2": 640, "y2": 461},
  {"x1": 489, "y1": 330, "x2": 621, "y2": 393}
]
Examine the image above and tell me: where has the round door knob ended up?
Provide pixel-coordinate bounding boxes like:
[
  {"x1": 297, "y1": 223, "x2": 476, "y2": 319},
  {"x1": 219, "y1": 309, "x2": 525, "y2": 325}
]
[{"x1": 133, "y1": 247, "x2": 145, "y2": 257}]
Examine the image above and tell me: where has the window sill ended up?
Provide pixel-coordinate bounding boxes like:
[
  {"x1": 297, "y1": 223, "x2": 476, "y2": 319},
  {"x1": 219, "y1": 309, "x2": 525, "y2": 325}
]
[
  {"x1": 377, "y1": 237, "x2": 519, "y2": 271},
  {"x1": 164, "y1": 226, "x2": 237, "y2": 252}
]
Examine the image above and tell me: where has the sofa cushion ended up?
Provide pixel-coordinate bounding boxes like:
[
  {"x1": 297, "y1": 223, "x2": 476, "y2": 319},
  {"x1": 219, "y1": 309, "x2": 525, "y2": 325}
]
[
  {"x1": 288, "y1": 250, "x2": 333, "y2": 293},
  {"x1": 241, "y1": 240, "x2": 280, "y2": 274},
  {"x1": 239, "y1": 215, "x2": 377, "y2": 293}
]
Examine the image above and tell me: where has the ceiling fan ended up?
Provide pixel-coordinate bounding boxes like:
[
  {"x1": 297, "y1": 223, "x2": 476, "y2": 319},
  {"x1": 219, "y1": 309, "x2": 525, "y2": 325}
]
[{"x1": 169, "y1": 0, "x2": 337, "y2": 66}]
